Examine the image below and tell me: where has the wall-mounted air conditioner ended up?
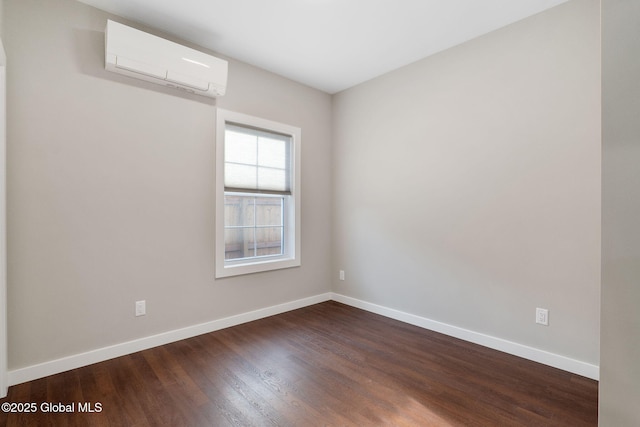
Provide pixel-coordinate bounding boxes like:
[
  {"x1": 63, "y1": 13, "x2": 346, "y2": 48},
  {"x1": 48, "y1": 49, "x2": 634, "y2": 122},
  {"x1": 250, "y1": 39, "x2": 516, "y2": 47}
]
[{"x1": 105, "y1": 20, "x2": 228, "y2": 98}]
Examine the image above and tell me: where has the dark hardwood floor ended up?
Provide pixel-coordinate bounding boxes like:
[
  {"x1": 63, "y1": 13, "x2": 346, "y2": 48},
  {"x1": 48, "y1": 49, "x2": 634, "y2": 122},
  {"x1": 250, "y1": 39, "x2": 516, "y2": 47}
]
[{"x1": 0, "y1": 301, "x2": 598, "y2": 426}]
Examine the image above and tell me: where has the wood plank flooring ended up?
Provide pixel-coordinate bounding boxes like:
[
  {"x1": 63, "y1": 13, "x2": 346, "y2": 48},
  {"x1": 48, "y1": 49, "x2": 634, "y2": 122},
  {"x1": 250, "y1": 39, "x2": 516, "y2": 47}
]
[{"x1": 0, "y1": 301, "x2": 598, "y2": 426}]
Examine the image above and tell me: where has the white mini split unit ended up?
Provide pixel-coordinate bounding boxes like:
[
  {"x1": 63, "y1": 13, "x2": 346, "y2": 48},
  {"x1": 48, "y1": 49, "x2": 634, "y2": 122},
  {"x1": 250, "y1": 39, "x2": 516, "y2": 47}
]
[{"x1": 105, "y1": 20, "x2": 228, "y2": 97}]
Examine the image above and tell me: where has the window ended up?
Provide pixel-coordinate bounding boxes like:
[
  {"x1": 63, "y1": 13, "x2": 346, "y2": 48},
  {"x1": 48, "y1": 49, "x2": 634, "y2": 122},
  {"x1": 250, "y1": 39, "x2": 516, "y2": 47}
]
[{"x1": 215, "y1": 109, "x2": 301, "y2": 278}]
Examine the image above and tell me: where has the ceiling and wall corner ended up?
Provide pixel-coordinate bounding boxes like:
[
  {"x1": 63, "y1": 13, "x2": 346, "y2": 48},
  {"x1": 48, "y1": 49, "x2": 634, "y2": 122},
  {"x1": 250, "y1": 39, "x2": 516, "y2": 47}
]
[{"x1": 76, "y1": 0, "x2": 569, "y2": 94}]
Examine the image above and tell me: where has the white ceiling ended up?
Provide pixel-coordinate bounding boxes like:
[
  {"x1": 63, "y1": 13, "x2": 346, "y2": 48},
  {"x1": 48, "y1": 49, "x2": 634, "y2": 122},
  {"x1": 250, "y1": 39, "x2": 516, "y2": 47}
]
[{"x1": 78, "y1": 0, "x2": 569, "y2": 94}]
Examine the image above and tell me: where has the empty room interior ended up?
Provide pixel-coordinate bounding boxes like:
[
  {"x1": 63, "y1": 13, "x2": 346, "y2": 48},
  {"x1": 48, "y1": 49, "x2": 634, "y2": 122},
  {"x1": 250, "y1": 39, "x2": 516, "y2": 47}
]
[{"x1": 0, "y1": 0, "x2": 638, "y2": 425}]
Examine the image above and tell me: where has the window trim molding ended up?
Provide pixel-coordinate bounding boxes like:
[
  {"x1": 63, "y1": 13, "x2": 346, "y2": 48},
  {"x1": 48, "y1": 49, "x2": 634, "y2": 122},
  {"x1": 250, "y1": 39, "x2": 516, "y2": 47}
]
[{"x1": 215, "y1": 108, "x2": 301, "y2": 278}]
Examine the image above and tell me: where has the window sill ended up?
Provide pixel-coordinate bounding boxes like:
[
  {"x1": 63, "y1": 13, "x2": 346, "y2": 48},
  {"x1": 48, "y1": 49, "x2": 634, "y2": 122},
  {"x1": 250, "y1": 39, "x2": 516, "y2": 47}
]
[{"x1": 215, "y1": 256, "x2": 301, "y2": 278}]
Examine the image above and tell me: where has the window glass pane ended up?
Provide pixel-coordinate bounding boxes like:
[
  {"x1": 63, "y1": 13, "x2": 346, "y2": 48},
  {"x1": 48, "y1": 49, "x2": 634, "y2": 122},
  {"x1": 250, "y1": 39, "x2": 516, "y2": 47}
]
[
  {"x1": 255, "y1": 197, "x2": 283, "y2": 226},
  {"x1": 256, "y1": 227, "x2": 283, "y2": 257},
  {"x1": 224, "y1": 194, "x2": 284, "y2": 261},
  {"x1": 224, "y1": 228, "x2": 255, "y2": 260},
  {"x1": 258, "y1": 137, "x2": 287, "y2": 169},
  {"x1": 258, "y1": 167, "x2": 287, "y2": 192},
  {"x1": 225, "y1": 130, "x2": 257, "y2": 165},
  {"x1": 224, "y1": 123, "x2": 291, "y2": 193},
  {"x1": 225, "y1": 163, "x2": 257, "y2": 189},
  {"x1": 225, "y1": 195, "x2": 254, "y2": 227}
]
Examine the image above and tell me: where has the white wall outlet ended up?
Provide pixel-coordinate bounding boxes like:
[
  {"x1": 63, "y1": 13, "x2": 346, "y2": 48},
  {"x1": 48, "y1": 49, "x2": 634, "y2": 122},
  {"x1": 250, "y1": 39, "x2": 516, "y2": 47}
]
[
  {"x1": 339, "y1": 270, "x2": 345, "y2": 281},
  {"x1": 135, "y1": 300, "x2": 146, "y2": 317},
  {"x1": 536, "y1": 308, "x2": 549, "y2": 326}
]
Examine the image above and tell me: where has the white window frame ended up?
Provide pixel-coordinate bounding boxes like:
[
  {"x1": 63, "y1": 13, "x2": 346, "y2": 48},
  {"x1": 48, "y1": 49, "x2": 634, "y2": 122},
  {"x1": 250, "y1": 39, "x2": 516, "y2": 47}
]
[{"x1": 215, "y1": 108, "x2": 301, "y2": 278}]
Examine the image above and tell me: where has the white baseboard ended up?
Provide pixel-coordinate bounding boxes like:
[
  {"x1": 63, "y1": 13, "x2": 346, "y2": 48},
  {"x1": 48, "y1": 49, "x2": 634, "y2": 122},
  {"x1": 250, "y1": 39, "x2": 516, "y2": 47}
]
[
  {"x1": 8, "y1": 293, "x2": 333, "y2": 387},
  {"x1": 331, "y1": 293, "x2": 599, "y2": 380},
  {"x1": 8, "y1": 291, "x2": 598, "y2": 386}
]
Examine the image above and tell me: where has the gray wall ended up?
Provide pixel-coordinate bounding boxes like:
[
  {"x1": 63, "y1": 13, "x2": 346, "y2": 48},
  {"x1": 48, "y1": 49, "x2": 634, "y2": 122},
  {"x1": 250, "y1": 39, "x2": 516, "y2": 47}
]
[
  {"x1": 332, "y1": 0, "x2": 601, "y2": 365},
  {"x1": 600, "y1": 1, "x2": 640, "y2": 424},
  {"x1": 4, "y1": 0, "x2": 332, "y2": 369}
]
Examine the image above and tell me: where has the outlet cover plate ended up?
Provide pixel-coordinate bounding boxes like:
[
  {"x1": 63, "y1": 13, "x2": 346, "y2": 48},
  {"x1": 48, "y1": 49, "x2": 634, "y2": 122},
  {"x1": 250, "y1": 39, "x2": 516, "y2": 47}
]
[
  {"x1": 536, "y1": 308, "x2": 549, "y2": 326},
  {"x1": 135, "y1": 300, "x2": 146, "y2": 317}
]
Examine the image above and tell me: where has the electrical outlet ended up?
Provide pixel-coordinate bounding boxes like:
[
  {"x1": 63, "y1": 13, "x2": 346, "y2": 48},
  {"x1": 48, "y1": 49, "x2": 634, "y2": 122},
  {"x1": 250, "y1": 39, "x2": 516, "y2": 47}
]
[
  {"x1": 536, "y1": 308, "x2": 549, "y2": 326},
  {"x1": 135, "y1": 300, "x2": 146, "y2": 317},
  {"x1": 339, "y1": 270, "x2": 345, "y2": 281}
]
